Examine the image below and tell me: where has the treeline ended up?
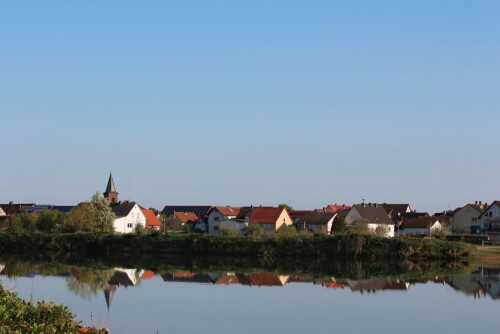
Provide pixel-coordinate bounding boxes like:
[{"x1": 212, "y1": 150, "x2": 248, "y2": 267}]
[{"x1": 0, "y1": 232, "x2": 472, "y2": 260}]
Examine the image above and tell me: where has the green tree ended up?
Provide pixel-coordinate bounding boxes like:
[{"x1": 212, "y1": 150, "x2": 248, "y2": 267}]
[
  {"x1": 9, "y1": 212, "x2": 38, "y2": 233},
  {"x1": 37, "y1": 210, "x2": 66, "y2": 233},
  {"x1": 218, "y1": 225, "x2": 237, "y2": 236},
  {"x1": 242, "y1": 224, "x2": 265, "y2": 236},
  {"x1": 277, "y1": 225, "x2": 298, "y2": 236},
  {"x1": 349, "y1": 218, "x2": 370, "y2": 235},
  {"x1": 88, "y1": 192, "x2": 115, "y2": 233},
  {"x1": 278, "y1": 204, "x2": 294, "y2": 211},
  {"x1": 63, "y1": 202, "x2": 93, "y2": 232},
  {"x1": 332, "y1": 215, "x2": 347, "y2": 233},
  {"x1": 160, "y1": 214, "x2": 183, "y2": 232},
  {"x1": 134, "y1": 223, "x2": 147, "y2": 235},
  {"x1": 375, "y1": 225, "x2": 389, "y2": 237}
]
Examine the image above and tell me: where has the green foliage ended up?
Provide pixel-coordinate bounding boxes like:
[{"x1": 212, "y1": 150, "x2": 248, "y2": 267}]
[
  {"x1": 218, "y1": 225, "x2": 237, "y2": 236},
  {"x1": 63, "y1": 202, "x2": 93, "y2": 232},
  {"x1": 37, "y1": 210, "x2": 66, "y2": 233},
  {"x1": 9, "y1": 212, "x2": 38, "y2": 233},
  {"x1": 277, "y1": 225, "x2": 298, "y2": 236},
  {"x1": 242, "y1": 224, "x2": 265, "y2": 236},
  {"x1": 349, "y1": 218, "x2": 371, "y2": 234},
  {"x1": 332, "y1": 215, "x2": 347, "y2": 233},
  {"x1": 278, "y1": 204, "x2": 294, "y2": 211},
  {"x1": 134, "y1": 224, "x2": 147, "y2": 235},
  {"x1": 88, "y1": 192, "x2": 115, "y2": 233},
  {"x1": 160, "y1": 214, "x2": 183, "y2": 232},
  {"x1": 0, "y1": 282, "x2": 105, "y2": 333},
  {"x1": 375, "y1": 225, "x2": 390, "y2": 237},
  {"x1": 181, "y1": 224, "x2": 192, "y2": 233}
]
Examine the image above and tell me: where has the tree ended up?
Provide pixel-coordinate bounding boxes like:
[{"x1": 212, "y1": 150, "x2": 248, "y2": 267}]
[
  {"x1": 9, "y1": 212, "x2": 38, "y2": 233},
  {"x1": 278, "y1": 204, "x2": 294, "y2": 211},
  {"x1": 37, "y1": 210, "x2": 66, "y2": 233},
  {"x1": 349, "y1": 218, "x2": 370, "y2": 235},
  {"x1": 375, "y1": 225, "x2": 389, "y2": 237},
  {"x1": 242, "y1": 224, "x2": 265, "y2": 236},
  {"x1": 160, "y1": 214, "x2": 183, "y2": 232},
  {"x1": 134, "y1": 224, "x2": 146, "y2": 235},
  {"x1": 277, "y1": 225, "x2": 298, "y2": 236},
  {"x1": 87, "y1": 192, "x2": 115, "y2": 233},
  {"x1": 218, "y1": 225, "x2": 237, "y2": 236},
  {"x1": 64, "y1": 202, "x2": 93, "y2": 232},
  {"x1": 332, "y1": 215, "x2": 347, "y2": 233}
]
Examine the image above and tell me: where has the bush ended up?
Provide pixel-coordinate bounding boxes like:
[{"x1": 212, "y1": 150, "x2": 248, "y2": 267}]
[
  {"x1": 375, "y1": 225, "x2": 390, "y2": 237},
  {"x1": 277, "y1": 225, "x2": 298, "y2": 236},
  {"x1": 349, "y1": 218, "x2": 371, "y2": 235},
  {"x1": 218, "y1": 225, "x2": 237, "y2": 236},
  {"x1": 242, "y1": 224, "x2": 265, "y2": 236},
  {"x1": 332, "y1": 215, "x2": 347, "y2": 233},
  {"x1": 134, "y1": 224, "x2": 147, "y2": 235}
]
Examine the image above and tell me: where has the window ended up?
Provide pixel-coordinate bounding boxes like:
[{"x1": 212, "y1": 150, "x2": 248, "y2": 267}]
[
  {"x1": 127, "y1": 223, "x2": 133, "y2": 228},
  {"x1": 214, "y1": 217, "x2": 219, "y2": 221}
]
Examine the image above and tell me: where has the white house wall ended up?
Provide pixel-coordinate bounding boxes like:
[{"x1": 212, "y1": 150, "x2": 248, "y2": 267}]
[
  {"x1": 113, "y1": 204, "x2": 147, "y2": 234},
  {"x1": 207, "y1": 210, "x2": 237, "y2": 234},
  {"x1": 367, "y1": 223, "x2": 395, "y2": 237}
]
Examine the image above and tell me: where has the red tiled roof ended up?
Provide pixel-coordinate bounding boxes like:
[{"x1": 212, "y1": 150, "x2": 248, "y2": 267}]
[
  {"x1": 174, "y1": 212, "x2": 199, "y2": 224},
  {"x1": 326, "y1": 205, "x2": 351, "y2": 213},
  {"x1": 213, "y1": 206, "x2": 241, "y2": 217},
  {"x1": 289, "y1": 210, "x2": 312, "y2": 219},
  {"x1": 214, "y1": 275, "x2": 241, "y2": 285},
  {"x1": 248, "y1": 272, "x2": 287, "y2": 286},
  {"x1": 248, "y1": 207, "x2": 286, "y2": 224},
  {"x1": 173, "y1": 271, "x2": 196, "y2": 278},
  {"x1": 401, "y1": 217, "x2": 439, "y2": 229},
  {"x1": 141, "y1": 209, "x2": 161, "y2": 226},
  {"x1": 141, "y1": 270, "x2": 155, "y2": 279}
]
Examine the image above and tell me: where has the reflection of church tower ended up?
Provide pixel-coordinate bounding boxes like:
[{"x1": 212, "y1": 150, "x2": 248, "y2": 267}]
[
  {"x1": 103, "y1": 284, "x2": 116, "y2": 311},
  {"x1": 103, "y1": 173, "x2": 118, "y2": 203}
]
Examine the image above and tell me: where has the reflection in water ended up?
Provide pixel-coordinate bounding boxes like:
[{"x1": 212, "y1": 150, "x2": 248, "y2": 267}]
[{"x1": 3, "y1": 262, "x2": 500, "y2": 311}]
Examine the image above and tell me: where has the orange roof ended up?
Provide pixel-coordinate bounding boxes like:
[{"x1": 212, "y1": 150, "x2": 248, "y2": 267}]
[
  {"x1": 214, "y1": 275, "x2": 241, "y2": 285},
  {"x1": 141, "y1": 208, "x2": 161, "y2": 226},
  {"x1": 174, "y1": 212, "x2": 199, "y2": 224},
  {"x1": 213, "y1": 206, "x2": 241, "y2": 217},
  {"x1": 141, "y1": 270, "x2": 155, "y2": 279},
  {"x1": 248, "y1": 207, "x2": 286, "y2": 224},
  {"x1": 173, "y1": 271, "x2": 196, "y2": 278},
  {"x1": 326, "y1": 205, "x2": 351, "y2": 212}
]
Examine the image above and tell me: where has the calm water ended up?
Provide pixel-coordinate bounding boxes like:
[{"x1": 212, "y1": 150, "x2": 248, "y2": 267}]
[{"x1": 1, "y1": 262, "x2": 499, "y2": 334}]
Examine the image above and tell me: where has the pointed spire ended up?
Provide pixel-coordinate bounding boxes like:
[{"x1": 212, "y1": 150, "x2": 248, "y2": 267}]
[
  {"x1": 103, "y1": 285, "x2": 115, "y2": 311},
  {"x1": 103, "y1": 172, "x2": 118, "y2": 202}
]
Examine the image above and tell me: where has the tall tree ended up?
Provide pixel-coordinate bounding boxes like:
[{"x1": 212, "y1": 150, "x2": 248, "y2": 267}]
[
  {"x1": 278, "y1": 204, "x2": 294, "y2": 211},
  {"x1": 88, "y1": 192, "x2": 116, "y2": 233},
  {"x1": 37, "y1": 210, "x2": 66, "y2": 233}
]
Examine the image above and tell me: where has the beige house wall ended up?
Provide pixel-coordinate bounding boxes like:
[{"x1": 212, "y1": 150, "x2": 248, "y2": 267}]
[{"x1": 453, "y1": 205, "x2": 482, "y2": 233}]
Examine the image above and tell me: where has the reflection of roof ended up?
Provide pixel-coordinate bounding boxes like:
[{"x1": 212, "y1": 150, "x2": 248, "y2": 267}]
[
  {"x1": 162, "y1": 206, "x2": 213, "y2": 218},
  {"x1": 347, "y1": 278, "x2": 409, "y2": 291},
  {"x1": 108, "y1": 269, "x2": 142, "y2": 286},
  {"x1": 248, "y1": 207, "x2": 286, "y2": 224},
  {"x1": 162, "y1": 272, "x2": 211, "y2": 283},
  {"x1": 214, "y1": 275, "x2": 241, "y2": 285},
  {"x1": 141, "y1": 270, "x2": 155, "y2": 279},
  {"x1": 248, "y1": 272, "x2": 288, "y2": 286}
]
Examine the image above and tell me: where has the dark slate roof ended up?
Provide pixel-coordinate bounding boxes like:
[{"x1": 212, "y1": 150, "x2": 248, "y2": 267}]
[
  {"x1": 49, "y1": 205, "x2": 75, "y2": 213},
  {"x1": 0, "y1": 203, "x2": 36, "y2": 215},
  {"x1": 236, "y1": 206, "x2": 255, "y2": 220},
  {"x1": 353, "y1": 204, "x2": 394, "y2": 225},
  {"x1": 104, "y1": 173, "x2": 118, "y2": 196},
  {"x1": 335, "y1": 208, "x2": 350, "y2": 219},
  {"x1": 110, "y1": 201, "x2": 137, "y2": 218},
  {"x1": 400, "y1": 212, "x2": 429, "y2": 219},
  {"x1": 382, "y1": 204, "x2": 411, "y2": 217},
  {"x1": 295, "y1": 212, "x2": 336, "y2": 226},
  {"x1": 161, "y1": 206, "x2": 213, "y2": 218}
]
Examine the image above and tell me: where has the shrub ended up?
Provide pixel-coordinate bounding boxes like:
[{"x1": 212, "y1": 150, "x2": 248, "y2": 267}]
[
  {"x1": 277, "y1": 225, "x2": 298, "y2": 236},
  {"x1": 218, "y1": 225, "x2": 237, "y2": 236},
  {"x1": 242, "y1": 224, "x2": 265, "y2": 236},
  {"x1": 134, "y1": 224, "x2": 147, "y2": 235},
  {"x1": 349, "y1": 218, "x2": 371, "y2": 235},
  {"x1": 332, "y1": 215, "x2": 347, "y2": 233},
  {"x1": 375, "y1": 225, "x2": 390, "y2": 237}
]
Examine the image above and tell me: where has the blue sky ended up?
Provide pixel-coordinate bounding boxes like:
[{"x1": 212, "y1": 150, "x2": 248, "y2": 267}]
[{"x1": 1, "y1": 1, "x2": 499, "y2": 213}]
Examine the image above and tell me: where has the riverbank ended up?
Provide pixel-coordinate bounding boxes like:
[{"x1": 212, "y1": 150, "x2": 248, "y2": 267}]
[{"x1": 0, "y1": 232, "x2": 472, "y2": 260}]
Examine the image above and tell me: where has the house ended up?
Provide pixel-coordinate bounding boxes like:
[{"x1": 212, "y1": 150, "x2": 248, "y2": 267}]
[
  {"x1": 294, "y1": 212, "x2": 336, "y2": 234},
  {"x1": 110, "y1": 201, "x2": 147, "y2": 233},
  {"x1": 345, "y1": 203, "x2": 395, "y2": 237},
  {"x1": 314, "y1": 205, "x2": 351, "y2": 214},
  {"x1": 248, "y1": 272, "x2": 289, "y2": 287},
  {"x1": 398, "y1": 217, "x2": 442, "y2": 236},
  {"x1": 207, "y1": 206, "x2": 241, "y2": 234},
  {"x1": 451, "y1": 202, "x2": 486, "y2": 234},
  {"x1": 161, "y1": 206, "x2": 213, "y2": 219},
  {"x1": 247, "y1": 207, "x2": 293, "y2": 231},
  {"x1": 172, "y1": 212, "x2": 199, "y2": 230},
  {"x1": 289, "y1": 210, "x2": 313, "y2": 223},
  {"x1": 0, "y1": 202, "x2": 36, "y2": 216},
  {"x1": 141, "y1": 208, "x2": 161, "y2": 231},
  {"x1": 382, "y1": 203, "x2": 412, "y2": 223},
  {"x1": 216, "y1": 218, "x2": 248, "y2": 235},
  {"x1": 478, "y1": 201, "x2": 500, "y2": 238}
]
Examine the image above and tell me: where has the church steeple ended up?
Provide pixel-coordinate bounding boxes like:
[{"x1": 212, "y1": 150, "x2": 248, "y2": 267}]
[{"x1": 103, "y1": 173, "x2": 118, "y2": 203}]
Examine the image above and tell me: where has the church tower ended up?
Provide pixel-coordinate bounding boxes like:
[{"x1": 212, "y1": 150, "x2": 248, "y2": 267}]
[{"x1": 103, "y1": 173, "x2": 118, "y2": 203}]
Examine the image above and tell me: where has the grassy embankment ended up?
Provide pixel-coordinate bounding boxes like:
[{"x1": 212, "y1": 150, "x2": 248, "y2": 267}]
[{"x1": 0, "y1": 232, "x2": 472, "y2": 260}]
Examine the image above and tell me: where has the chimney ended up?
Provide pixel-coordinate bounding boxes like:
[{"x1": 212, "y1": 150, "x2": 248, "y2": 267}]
[
  {"x1": 9, "y1": 201, "x2": 13, "y2": 205},
  {"x1": 374, "y1": 203, "x2": 378, "y2": 208},
  {"x1": 479, "y1": 201, "x2": 482, "y2": 205},
  {"x1": 368, "y1": 203, "x2": 372, "y2": 207},
  {"x1": 362, "y1": 203, "x2": 365, "y2": 207},
  {"x1": 475, "y1": 201, "x2": 478, "y2": 205}
]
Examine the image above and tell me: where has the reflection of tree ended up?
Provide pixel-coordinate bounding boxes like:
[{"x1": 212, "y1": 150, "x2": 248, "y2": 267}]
[{"x1": 65, "y1": 267, "x2": 115, "y2": 300}]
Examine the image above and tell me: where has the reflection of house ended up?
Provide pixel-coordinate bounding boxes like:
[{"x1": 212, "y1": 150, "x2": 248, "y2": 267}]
[
  {"x1": 248, "y1": 272, "x2": 289, "y2": 286},
  {"x1": 162, "y1": 271, "x2": 211, "y2": 284},
  {"x1": 451, "y1": 202, "x2": 486, "y2": 234},
  {"x1": 345, "y1": 203, "x2": 395, "y2": 237},
  {"x1": 207, "y1": 206, "x2": 241, "y2": 234},
  {"x1": 110, "y1": 201, "x2": 147, "y2": 233},
  {"x1": 295, "y1": 212, "x2": 336, "y2": 234},
  {"x1": 109, "y1": 268, "x2": 144, "y2": 286},
  {"x1": 478, "y1": 201, "x2": 500, "y2": 238},
  {"x1": 346, "y1": 278, "x2": 409, "y2": 292}
]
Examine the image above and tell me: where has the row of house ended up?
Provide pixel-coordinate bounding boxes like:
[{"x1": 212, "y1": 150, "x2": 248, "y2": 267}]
[{"x1": 3, "y1": 174, "x2": 500, "y2": 238}]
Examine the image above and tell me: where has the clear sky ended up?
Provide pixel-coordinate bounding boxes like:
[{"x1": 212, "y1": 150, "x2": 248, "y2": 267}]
[{"x1": 1, "y1": 1, "x2": 499, "y2": 213}]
